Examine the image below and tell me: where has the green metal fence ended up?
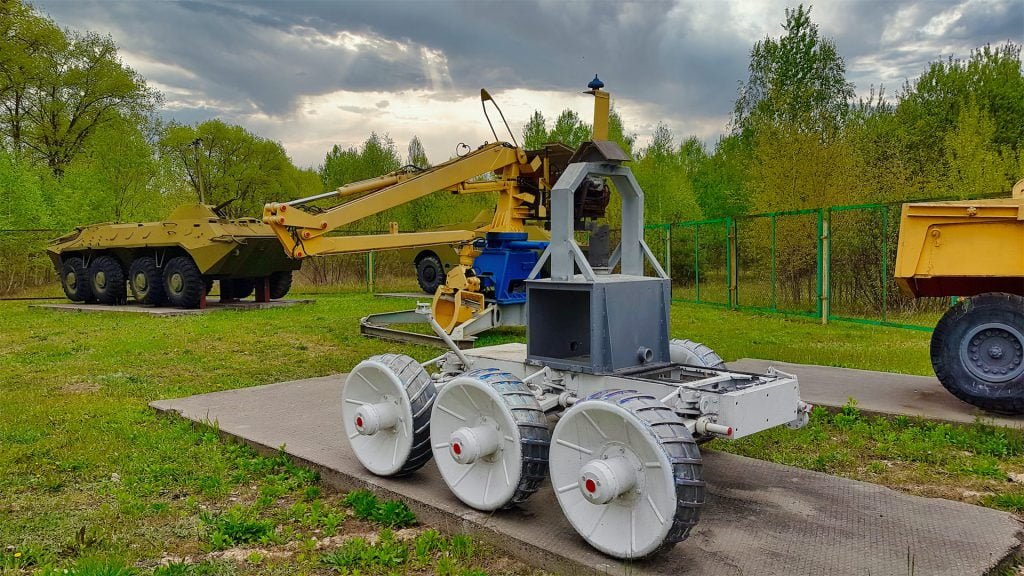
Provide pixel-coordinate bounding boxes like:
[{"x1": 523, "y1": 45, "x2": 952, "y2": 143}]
[{"x1": 648, "y1": 202, "x2": 956, "y2": 331}]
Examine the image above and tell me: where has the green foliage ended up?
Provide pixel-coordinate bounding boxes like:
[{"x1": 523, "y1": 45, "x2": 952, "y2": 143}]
[
  {"x1": 34, "y1": 557, "x2": 138, "y2": 576},
  {"x1": 629, "y1": 123, "x2": 702, "y2": 224},
  {"x1": 342, "y1": 489, "x2": 417, "y2": 528},
  {"x1": 158, "y1": 119, "x2": 317, "y2": 218},
  {"x1": 319, "y1": 531, "x2": 408, "y2": 572},
  {"x1": 733, "y1": 4, "x2": 853, "y2": 136},
  {"x1": 982, "y1": 492, "x2": 1024, "y2": 512},
  {"x1": 200, "y1": 506, "x2": 277, "y2": 550}
]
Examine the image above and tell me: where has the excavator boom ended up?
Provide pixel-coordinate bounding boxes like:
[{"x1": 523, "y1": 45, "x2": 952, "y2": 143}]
[{"x1": 263, "y1": 142, "x2": 536, "y2": 258}]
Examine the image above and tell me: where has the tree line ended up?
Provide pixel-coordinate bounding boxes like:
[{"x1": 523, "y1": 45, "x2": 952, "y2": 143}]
[{"x1": 1, "y1": 1, "x2": 1021, "y2": 294}]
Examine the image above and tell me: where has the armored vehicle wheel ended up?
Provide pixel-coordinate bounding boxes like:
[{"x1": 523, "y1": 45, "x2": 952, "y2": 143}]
[
  {"x1": 669, "y1": 339, "x2": 725, "y2": 369},
  {"x1": 549, "y1": 390, "x2": 704, "y2": 559},
  {"x1": 128, "y1": 257, "x2": 166, "y2": 306},
  {"x1": 203, "y1": 277, "x2": 214, "y2": 296},
  {"x1": 163, "y1": 256, "x2": 204, "y2": 308},
  {"x1": 60, "y1": 256, "x2": 94, "y2": 303},
  {"x1": 932, "y1": 293, "x2": 1024, "y2": 414},
  {"x1": 269, "y1": 270, "x2": 292, "y2": 300},
  {"x1": 89, "y1": 255, "x2": 126, "y2": 305},
  {"x1": 343, "y1": 354, "x2": 436, "y2": 476},
  {"x1": 416, "y1": 254, "x2": 444, "y2": 294},
  {"x1": 231, "y1": 278, "x2": 255, "y2": 300},
  {"x1": 430, "y1": 369, "x2": 550, "y2": 511}
]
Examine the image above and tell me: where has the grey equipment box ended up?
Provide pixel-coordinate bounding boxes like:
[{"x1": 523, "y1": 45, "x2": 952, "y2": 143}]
[{"x1": 526, "y1": 274, "x2": 671, "y2": 374}]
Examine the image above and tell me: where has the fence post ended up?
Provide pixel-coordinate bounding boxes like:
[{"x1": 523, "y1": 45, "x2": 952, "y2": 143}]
[
  {"x1": 881, "y1": 205, "x2": 889, "y2": 324},
  {"x1": 366, "y1": 251, "x2": 375, "y2": 293},
  {"x1": 770, "y1": 214, "x2": 777, "y2": 311},
  {"x1": 694, "y1": 225, "x2": 701, "y2": 303},
  {"x1": 819, "y1": 209, "x2": 830, "y2": 325},
  {"x1": 664, "y1": 224, "x2": 671, "y2": 280},
  {"x1": 728, "y1": 218, "x2": 738, "y2": 309}
]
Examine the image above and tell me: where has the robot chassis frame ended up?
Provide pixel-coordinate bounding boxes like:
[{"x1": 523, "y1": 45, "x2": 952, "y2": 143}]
[{"x1": 342, "y1": 157, "x2": 811, "y2": 559}]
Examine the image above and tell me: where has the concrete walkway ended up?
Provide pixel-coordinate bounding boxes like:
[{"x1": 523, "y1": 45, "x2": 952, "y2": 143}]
[
  {"x1": 152, "y1": 375, "x2": 1022, "y2": 576},
  {"x1": 729, "y1": 359, "x2": 1024, "y2": 428}
]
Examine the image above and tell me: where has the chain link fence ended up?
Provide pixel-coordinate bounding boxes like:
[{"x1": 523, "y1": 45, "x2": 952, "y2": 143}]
[{"x1": 648, "y1": 202, "x2": 958, "y2": 331}]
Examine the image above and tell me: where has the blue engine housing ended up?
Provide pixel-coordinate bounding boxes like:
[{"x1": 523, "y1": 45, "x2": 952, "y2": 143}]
[{"x1": 472, "y1": 232, "x2": 548, "y2": 305}]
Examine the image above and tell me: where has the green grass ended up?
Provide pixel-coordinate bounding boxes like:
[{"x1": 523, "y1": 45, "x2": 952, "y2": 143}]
[
  {"x1": 0, "y1": 293, "x2": 533, "y2": 575},
  {"x1": 0, "y1": 290, "x2": 1016, "y2": 574}
]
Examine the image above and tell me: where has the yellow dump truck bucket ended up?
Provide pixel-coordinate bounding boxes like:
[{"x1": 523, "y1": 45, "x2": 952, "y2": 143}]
[{"x1": 894, "y1": 180, "x2": 1024, "y2": 298}]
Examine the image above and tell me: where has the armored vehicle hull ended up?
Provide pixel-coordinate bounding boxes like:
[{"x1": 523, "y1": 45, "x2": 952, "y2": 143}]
[{"x1": 47, "y1": 204, "x2": 300, "y2": 309}]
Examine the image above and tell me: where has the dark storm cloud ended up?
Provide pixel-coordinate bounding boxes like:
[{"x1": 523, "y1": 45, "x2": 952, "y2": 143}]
[{"x1": 31, "y1": 0, "x2": 1022, "y2": 162}]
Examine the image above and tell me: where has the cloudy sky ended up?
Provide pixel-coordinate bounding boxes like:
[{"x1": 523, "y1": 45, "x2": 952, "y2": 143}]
[{"x1": 33, "y1": 0, "x2": 1023, "y2": 168}]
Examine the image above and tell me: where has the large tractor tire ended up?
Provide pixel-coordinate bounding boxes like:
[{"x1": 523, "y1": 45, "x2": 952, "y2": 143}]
[
  {"x1": 88, "y1": 255, "x2": 126, "y2": 305},
  {"x1": 932, "y1": 293, "x2": 1024, "y2": 414},
  {"x1": 416, "y1": 253, "x2": 444, "y2": 294},
  {"x1": 60, "y1": 256, "x2": 94, "y2": 303},
  {"x1": 163, "y1": 256, "x2": 204, "y2": 309},
  {"x1": 128, "y1": 256, "x2": 166, "y2": 306},
  {"x1": 268, "y1": 270, "x2": 293, "y2": 300}
]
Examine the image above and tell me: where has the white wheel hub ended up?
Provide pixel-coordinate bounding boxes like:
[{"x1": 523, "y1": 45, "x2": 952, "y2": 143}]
[
  {"x1": 431, "y1": 375, "x2": 524, "y2": 511},
  {"x1": 343, "y1": 360, "x2": 416, "y2": 476},
  {"x1": 353, "y1": 397, "x2": 401, "y2": 436},
  {"x1": 550, "y1": 400, "x2": 678, "y2": 558},
  {"x1": 579, "y1": 448, "x2": 639, "y2": 505},
  {"x1": 449, "y1": 417, "x2": 502, "y2": 464}
]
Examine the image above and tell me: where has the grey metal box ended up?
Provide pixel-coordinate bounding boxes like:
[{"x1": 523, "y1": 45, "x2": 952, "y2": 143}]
[{"x1": 525, "y1": 275, "x2": 670, "y2": 374}]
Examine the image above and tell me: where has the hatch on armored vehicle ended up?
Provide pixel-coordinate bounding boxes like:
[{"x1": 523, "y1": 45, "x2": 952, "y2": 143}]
[{"x1": 47, "y1": 203, "x2": 300, "y2": 309}]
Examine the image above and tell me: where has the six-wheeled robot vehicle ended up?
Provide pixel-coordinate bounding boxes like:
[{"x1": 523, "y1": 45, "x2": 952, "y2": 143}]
[{"x1": 342, "y1": 153, "x2": 811, "y2": 559}]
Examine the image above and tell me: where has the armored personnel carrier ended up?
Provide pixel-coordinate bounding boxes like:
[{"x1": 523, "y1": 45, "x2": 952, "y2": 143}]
[{"x1": 47, "y1": 203, "x2": 300, "y2": 309}]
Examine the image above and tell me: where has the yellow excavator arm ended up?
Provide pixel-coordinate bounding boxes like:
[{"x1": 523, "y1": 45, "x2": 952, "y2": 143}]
[{"x1": 262, "y1": 141, "x2": 542, "y2": 258}]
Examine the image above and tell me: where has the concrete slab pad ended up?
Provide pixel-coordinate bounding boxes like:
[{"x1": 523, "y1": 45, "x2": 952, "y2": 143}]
[
  {"x1": 152, "y1": 375, "x2": 1022, "y2": 576},
  {"x1": 729, "y1": 359, "x2": 1024, "y2": 429},
  {"x1": 31, "y1": 299, "x2": 314, "y2": 316}
]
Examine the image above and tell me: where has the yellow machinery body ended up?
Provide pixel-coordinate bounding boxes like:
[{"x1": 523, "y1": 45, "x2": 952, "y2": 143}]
[
  {"x1": 263, "y1": 84, "x2": 613, "y2": 332},
  {"x1": 894, "y1": 179, "x2": 1024, "y2": 298}
]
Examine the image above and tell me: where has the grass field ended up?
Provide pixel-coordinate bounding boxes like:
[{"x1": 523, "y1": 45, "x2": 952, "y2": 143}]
[{"x1": 2, "y1": 292, "x2": 1023, "y2": 575}]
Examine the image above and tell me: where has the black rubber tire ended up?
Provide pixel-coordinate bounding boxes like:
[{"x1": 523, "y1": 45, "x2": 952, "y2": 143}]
[
  {"x1": 369, "y1": 353, "x2": 437, "y2": 476},
  {"x1": 268, "y1": 270, "x2": 292, "y2": 300},
  {"x1": 163, "y1": 256, "x2": 204, "y2": 309},
  {"x1": 203, "y1": 277, "x2": 214, "y2": 296},
  {"x1": 230, "y1": 278, "x2": 255, "y2": 300},
  {"x1": 60, "y1": 256, "x2": 94, "y2": 303},
  {"x1": 581, "y1": 390, "x2": 704, "y2": 553},
  {"x1": 416, "y1": 253, "x2": 444, "y2": 294},
  {"x1": 461, "y1": 368, "x2": 551, "y2": 508},
  {"x1": 932, "y1": 293, "x2": 1024, "y2": 415},
  {"x1": 128, "y1": 256, "x2": 166, "y2": 306},
  {"x1": 88, "y1": 255, "x2": 126, "y2": 305}
]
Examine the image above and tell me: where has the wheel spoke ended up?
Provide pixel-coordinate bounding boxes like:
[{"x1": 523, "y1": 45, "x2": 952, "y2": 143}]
[
  {"x1": 356, "y1": 371, "x2": 381, "y2": 393},
  {"x1": 451, "y1": 460, "x2": 478, "y2": 487},
  {"x1": 647, "y1": 493, "x2": 666, "y2": 525},
  {"x1": 581, "y1": 410, "x2": 608, "y2": 440},
  {"x1": 462, "y1": 385, "x2": 480, "y2": 410},
  {"x1": 556, "y1": 438, "x2": 593, "y2": 455},
  {"x1": 556, "y1": 482, "x2": 578, "y2": 494},
  {"x1": 436, "y1": 403, "x2": 466, "y2": 422},
  {"x1": 586, "y1": 503, "x2": 610, "y2": 538}
]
